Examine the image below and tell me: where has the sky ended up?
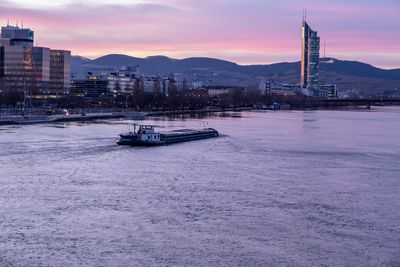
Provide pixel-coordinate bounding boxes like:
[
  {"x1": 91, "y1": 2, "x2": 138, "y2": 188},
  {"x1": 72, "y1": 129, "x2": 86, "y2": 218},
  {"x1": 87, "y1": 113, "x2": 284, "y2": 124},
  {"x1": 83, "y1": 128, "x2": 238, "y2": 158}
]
[{"x1": 0, "y1": 0, "x2": 399, "y2": 69}]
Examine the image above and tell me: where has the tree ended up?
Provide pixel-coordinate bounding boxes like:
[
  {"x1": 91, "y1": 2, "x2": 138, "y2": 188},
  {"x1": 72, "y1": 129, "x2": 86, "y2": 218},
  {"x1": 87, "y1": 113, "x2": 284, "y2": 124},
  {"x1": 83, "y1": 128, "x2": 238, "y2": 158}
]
[
  {"x1": 4, "y1": 91, "x2": 23, "y2": 110},
  {"x1": 228, "y1": 87, "x2": 244, "y2": 107},
  {"x1": 132, "y1": 78, "x2": 145, "y2": 109}
]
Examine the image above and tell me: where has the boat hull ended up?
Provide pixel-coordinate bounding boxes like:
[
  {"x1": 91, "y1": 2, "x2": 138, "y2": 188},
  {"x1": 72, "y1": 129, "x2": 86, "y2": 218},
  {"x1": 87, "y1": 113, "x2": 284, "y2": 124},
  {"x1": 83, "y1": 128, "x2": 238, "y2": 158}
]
[{"x1": 116, "y1": 128, "x2": 219, "y2": 146}]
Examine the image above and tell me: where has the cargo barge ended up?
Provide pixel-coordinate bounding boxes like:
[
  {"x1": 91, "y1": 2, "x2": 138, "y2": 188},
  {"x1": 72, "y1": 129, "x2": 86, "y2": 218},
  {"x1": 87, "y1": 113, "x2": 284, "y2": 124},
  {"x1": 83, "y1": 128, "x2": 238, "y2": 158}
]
[{"x1": 116, "y1": 125, "x2": 219, "y2": 146}]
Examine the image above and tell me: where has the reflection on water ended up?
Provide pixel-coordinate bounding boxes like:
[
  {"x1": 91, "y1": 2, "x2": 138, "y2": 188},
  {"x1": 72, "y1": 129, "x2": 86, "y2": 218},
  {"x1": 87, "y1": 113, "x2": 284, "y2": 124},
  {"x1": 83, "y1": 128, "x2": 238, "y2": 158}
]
[
  {"x1": 0, "y1": 109, "x2": 400, "y2": 266},
  {"x1": 150, "y1": 111, "x2": 244, "y2": 121}
]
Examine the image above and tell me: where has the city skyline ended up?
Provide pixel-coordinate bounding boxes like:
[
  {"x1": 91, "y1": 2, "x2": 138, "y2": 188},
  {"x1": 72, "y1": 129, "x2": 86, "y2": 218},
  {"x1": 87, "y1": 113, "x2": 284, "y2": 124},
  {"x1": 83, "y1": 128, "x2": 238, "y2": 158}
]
[{"x1": 0, "y1": 0, "x2": 399, "y2": 69}]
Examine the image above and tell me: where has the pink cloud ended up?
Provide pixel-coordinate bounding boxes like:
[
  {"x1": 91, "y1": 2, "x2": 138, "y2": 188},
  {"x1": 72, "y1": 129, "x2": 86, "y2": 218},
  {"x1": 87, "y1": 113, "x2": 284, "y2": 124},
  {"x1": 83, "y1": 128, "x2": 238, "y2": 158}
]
[{"x1": 0, "y1": 0, "x2": 399, "y2": 68}]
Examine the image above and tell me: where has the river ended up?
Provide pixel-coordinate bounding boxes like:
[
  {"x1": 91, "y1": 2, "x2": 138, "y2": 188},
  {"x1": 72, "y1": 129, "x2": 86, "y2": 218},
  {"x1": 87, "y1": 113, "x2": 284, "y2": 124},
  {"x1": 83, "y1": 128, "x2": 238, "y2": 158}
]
[{"x1": 0, "y1": 109, "x2": 399, "y2": 266}]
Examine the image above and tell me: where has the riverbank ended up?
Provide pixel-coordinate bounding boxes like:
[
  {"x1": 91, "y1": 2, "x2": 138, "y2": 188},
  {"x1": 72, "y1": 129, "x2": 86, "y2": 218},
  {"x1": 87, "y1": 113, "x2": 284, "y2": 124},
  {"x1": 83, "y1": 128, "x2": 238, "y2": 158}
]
[
  {"x1": 0, "y1": 112, "x2": 126, "y2": 126},
  {"x1": 0, "y1": 107, "x2": 252, "y2": 126}
]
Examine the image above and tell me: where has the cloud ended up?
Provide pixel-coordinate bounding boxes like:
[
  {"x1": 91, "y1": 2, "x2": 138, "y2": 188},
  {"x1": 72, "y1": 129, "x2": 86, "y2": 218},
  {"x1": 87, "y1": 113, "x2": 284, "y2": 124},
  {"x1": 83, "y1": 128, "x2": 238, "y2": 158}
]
[{"x1": 0, "y1": 0, "x2": 398, "y2": 68}]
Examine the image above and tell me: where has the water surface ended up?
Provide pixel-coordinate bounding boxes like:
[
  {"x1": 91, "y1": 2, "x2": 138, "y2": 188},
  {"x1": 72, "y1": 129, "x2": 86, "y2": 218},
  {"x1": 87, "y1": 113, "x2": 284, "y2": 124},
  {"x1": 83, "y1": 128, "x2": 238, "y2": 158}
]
[{"x1": 0, "y1": 109, "x2": 400, "y2": 266}]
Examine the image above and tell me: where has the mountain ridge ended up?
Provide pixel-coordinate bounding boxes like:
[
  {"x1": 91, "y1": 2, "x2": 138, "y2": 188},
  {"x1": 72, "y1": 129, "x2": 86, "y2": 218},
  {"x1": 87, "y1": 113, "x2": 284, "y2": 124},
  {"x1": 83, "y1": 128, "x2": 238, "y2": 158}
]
[
  {"x1": 74, "y1": 54, "x2": 400, "y2": 72},
  {"x1": 71, "y1": 54, "x2": 400, "y2": 95}
]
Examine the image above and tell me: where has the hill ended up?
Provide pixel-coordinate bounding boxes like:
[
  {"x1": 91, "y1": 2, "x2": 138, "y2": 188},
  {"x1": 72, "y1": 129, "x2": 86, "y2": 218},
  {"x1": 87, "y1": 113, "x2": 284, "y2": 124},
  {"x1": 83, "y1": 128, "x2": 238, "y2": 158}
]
[{"x1": 71, "y1": 54, "x2": 400, "y2": 95}]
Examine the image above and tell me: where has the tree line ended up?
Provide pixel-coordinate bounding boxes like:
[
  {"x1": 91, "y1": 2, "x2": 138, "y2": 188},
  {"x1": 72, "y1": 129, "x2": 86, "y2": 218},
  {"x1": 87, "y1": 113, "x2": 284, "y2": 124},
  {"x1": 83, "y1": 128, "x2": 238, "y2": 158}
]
[{"x1": 0, "y1": 86, "x2": 313, "y2": 112}]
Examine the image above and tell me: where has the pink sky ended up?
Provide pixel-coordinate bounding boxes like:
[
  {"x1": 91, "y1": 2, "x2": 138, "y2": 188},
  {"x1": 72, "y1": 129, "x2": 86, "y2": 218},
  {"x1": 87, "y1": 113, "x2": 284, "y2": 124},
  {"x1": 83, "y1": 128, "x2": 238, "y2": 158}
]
[{"x1": 0, "y1": 0, "x2": 399, "y2": 69}]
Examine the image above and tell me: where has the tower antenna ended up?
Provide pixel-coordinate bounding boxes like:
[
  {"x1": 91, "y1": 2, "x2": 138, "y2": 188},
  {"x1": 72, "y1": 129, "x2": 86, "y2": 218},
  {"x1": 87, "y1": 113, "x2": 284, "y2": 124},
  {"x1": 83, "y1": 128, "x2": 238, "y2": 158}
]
[
  {"x1": 324, "y1": 40, "x2": 326, "y2": 58},
  {"x1": 22, "y1": 19, "x2": 24, "y2": 29},
  {"x1": 7, "y1": 18, "x2": 9, "y2": 26}
]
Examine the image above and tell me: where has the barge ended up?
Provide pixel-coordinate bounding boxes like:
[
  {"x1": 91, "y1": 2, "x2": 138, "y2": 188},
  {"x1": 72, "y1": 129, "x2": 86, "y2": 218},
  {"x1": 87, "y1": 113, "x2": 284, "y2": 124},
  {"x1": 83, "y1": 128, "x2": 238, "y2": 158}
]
[{"x1": 116, "y1": 125, "x2": 219, "y2": 146}]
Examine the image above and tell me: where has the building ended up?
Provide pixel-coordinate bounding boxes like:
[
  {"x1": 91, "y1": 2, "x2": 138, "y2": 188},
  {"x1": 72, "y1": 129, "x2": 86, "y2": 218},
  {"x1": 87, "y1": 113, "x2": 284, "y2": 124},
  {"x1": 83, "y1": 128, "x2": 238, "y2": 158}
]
[
  {"x1": 142, "y1": 75, "x2": 162, "y2": 94},
  {"x1": 71, "y1": 75, "x2": 108, "y2": 98},
  {"x1": 70, "y1": 65, "x2": 198, "y2": 102},
  {"x1": 258, "y1": 79, "x2": 272, "y2": 95},
  {"x1": 0, "y1": 46, "x2": 50, "y2": 94},
  {"x1": 50, "y1": 50, "x2": 71, "y2": 95},
  {"x1": 269, "y1": 83, "x2": 299, "y2": 96},
  {"x1": 0, "y1": 24, "x2": 70, "y2": 97},
  {"x1": 71, "y1": 68, "x2": 184, "y2": 98},
  {"x1": 1, "y1": 24, "x2": 34, "y2": 47},
  {"x1": 298, "y1": 16, "x2": 338, "y2": 98},
  {"x1": 317, "y1": 84, "x2": 337, "y2": 99},
  {"x1": 301, "y1": 18, "x2": 320, "y2": 89},
  {"x1": 204, "y1": 86, "x2": 245, "y2": 97}
]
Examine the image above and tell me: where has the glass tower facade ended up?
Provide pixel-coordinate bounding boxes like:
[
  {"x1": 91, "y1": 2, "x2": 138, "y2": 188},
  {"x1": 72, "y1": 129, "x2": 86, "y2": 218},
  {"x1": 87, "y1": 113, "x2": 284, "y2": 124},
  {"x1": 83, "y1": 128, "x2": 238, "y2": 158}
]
[
  {"x1": 0, "y1": 46, "x2": 51, "y2": 94},
  {"x1": 32, "y1": 47, "x2": 50, "y2": 94},
  {"x1": 0, "y1": 25, "x2": 71, "y2": 96},
  {"x1": 50, "y1": 50, "x2": 71, "y2": 95},
  {"x1": 301, "y1": 21, "x2": 320, "y2": 89}
]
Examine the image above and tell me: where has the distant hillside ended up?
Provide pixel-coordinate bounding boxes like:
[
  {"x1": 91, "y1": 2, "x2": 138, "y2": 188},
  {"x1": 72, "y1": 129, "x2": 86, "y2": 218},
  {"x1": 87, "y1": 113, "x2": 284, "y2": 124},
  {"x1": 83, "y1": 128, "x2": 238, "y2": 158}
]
[
  {"x1": 319, "y1": 58, "x2": 400, "y2": 80},
  {"x1": 71, "y1": 54, "x2": 400, "y2": 95},
  {"x1": 90, "y1": 54, "x2": 144, "y2": 66},
  {"x1": 71, "y1": 55, "x2": 92, "y2": 67},
  {"x1": 80, "y1": 54, "x2": 240, "y2": 73}
]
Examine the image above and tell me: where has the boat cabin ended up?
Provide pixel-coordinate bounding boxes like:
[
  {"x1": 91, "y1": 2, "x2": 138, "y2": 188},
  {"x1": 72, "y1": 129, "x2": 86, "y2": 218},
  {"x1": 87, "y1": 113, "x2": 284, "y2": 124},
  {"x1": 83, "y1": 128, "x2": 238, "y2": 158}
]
[{"x1": 137, "y1": 125, "x2": 161, "y2": 142}]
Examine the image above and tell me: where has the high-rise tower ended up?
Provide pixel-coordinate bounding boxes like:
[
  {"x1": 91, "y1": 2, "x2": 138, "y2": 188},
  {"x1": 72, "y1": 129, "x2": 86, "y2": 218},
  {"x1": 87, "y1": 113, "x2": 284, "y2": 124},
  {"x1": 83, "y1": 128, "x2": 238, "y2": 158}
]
[
  {"x1": 301, "y1": 17, "x2": 320, "y2": 89},
  {"x1": 1, "y1": 25, "x2": 34, "y2": 47},
  {"x1": 0, "y1": 24, "x2": 70, "y2": 95}
]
